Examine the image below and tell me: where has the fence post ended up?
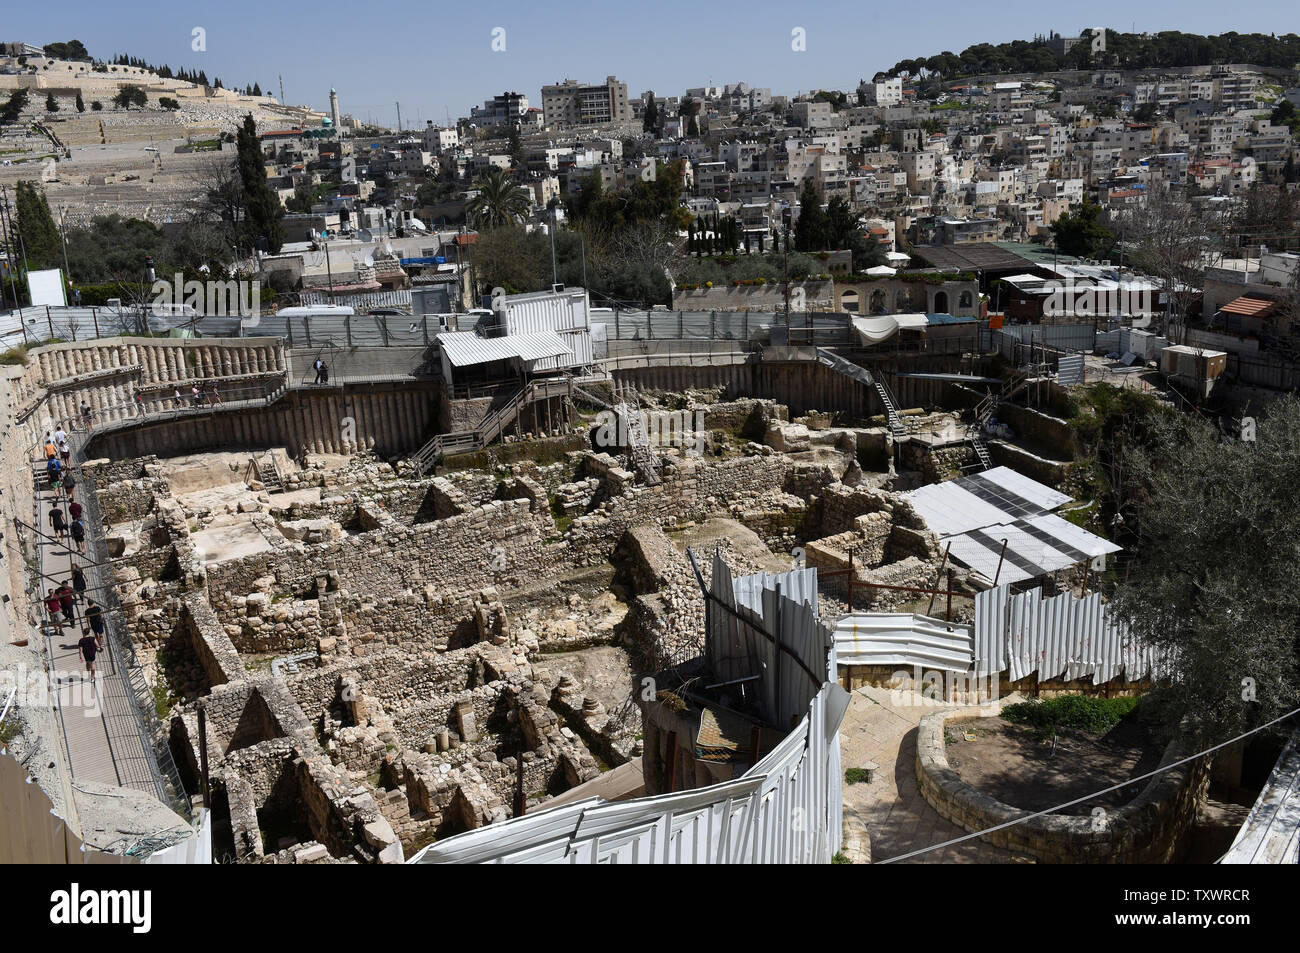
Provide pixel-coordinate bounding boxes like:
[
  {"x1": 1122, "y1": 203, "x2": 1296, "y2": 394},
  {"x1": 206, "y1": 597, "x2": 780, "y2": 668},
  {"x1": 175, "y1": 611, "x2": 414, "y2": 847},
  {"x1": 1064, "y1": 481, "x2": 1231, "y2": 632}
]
[
  {"x1": 422, "y1": 315, "x2": 429, "y2": 346},
  {"x1": 381, "y1": 316, "x2": 389, "y2": 347},
  {"x1": 286, "y1": 318, "x2": 293, "y2": 348},
  {"x1": 305, "y1": 316, "x2": 312, "y2": 348},
  {"x1": 46, "y1": 306, "x2": 55, "y2": 341},
  {"x1": 346, "y1": 314, "x2": 352, "y2": 347},
  {"x1": 92, "y1": 308, "x2": 100, "y2": 338}
]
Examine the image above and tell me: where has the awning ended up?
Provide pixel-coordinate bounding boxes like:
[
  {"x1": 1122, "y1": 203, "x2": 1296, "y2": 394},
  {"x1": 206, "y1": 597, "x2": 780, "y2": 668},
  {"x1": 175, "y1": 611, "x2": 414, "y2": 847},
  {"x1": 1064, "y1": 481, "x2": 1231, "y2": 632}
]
[
  {"x1": 850, "y1": 313, "x2": 928, "y2": 344},
  {"x1": 437, "y1": 330, "x2": 572, "y2": 368},
  {"x1": 851, "y1": 316, "x2": 900, "y2": 343},
  {"x1": 864, "y1": 265, "x2": 897, "y2": 276},
  {"x1": 1218, "y1": 295, "x2": 1279, "y2": 319}
]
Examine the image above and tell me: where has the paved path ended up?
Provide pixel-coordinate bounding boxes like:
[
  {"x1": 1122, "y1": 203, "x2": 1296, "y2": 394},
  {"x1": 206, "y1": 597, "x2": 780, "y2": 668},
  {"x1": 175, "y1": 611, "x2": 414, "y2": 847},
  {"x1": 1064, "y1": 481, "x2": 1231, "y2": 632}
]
[
  {"x1": 32, "y1": 451, "x2": 160, "y2": 798},
  {"x1": 840, "y1": 685, "x2": 1033, "y2": 863}
]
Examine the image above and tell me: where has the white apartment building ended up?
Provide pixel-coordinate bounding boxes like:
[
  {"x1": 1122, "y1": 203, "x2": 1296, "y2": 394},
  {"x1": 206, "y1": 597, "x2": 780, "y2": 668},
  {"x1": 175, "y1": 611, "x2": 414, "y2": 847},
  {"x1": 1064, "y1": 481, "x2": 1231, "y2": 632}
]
[{"x1": 858, "y1": 78, "x2": 903, "y2": 107}]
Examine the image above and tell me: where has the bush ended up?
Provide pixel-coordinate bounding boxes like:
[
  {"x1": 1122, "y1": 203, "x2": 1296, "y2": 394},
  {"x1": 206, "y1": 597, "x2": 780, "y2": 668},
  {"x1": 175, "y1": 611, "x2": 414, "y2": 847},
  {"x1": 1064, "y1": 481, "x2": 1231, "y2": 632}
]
[
  {"x1": 1002, "y1": 694, "x2": 1140, "y2": 739},
  {"x1": 0, "y1": 345, "x2": 29, "y2": 366}
]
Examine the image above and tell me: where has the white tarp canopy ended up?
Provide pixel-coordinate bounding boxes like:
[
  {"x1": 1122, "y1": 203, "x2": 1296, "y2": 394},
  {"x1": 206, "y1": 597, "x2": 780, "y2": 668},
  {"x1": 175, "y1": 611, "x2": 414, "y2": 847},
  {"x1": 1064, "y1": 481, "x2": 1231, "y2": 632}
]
[
  {"x1": 850, "y1": 313, "x2": 928, "y2": 345},
  {"x1": 864, "y1": 265, "x2": 896, "y2": 276},
  {"x1": 850, "y1": 316, "x2": 901, "y2": 343}
]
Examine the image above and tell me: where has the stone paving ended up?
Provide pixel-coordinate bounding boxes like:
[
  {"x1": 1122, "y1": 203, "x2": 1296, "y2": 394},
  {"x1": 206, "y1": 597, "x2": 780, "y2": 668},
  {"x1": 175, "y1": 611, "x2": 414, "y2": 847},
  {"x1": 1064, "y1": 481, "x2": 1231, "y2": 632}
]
[{"x1": 840, "y1": 685, "x2": 1033, "y2": 864}]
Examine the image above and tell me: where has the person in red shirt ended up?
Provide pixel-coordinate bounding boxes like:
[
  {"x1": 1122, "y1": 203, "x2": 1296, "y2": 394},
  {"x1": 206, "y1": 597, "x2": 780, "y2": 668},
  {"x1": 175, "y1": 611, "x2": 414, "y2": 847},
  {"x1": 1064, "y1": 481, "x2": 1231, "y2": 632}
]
[
  {"x1": 45, "y1": 589, "x2": 64, "y2": 627},
  {"x1": 57, "y1": 584, "x2": 75, "y2": 625}
]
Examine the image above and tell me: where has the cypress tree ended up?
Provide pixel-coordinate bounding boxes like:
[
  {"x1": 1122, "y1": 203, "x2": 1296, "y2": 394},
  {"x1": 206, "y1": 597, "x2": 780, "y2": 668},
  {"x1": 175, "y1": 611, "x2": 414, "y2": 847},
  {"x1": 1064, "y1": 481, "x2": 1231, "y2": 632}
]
[
  {"x1": 14, "y1": 181, "x2": 63, "y2": 271},
  {"x1": 236, "y1": 114, "x2": 286, "y2": 254}
]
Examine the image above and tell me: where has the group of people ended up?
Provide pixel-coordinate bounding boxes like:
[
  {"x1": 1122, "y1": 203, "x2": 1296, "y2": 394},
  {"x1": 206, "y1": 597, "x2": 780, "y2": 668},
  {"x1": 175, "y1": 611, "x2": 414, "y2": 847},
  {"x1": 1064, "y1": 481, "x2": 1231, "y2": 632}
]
[
  {"x1": 43, "y1": 577, "x2": 104, "y2": 676},
  {"x1": 43, "y1": 429, "x2": 73, "y2": 489},
  {"x1": 40, "y1": 427, "x2": 102, "y2": 679},
  {"x1": 165, "y1": 384, "x2": 223, "y2": 409},
  {"x1": 312, "y1": 358, "x2": 331, "y2": 384}
]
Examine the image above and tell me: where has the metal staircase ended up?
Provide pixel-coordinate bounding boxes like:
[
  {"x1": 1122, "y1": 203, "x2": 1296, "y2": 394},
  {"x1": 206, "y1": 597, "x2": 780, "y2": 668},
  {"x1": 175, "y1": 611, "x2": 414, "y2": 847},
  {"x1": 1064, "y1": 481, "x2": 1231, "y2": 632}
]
[
  {"x1": 873, "y1": 379, "x2": 908, "y2": 436},
  {"x1": 963, "y1": 370, "x2": 1047, "y2": 472},
  {"x1": 614, "y1": 388, "x2": 662, "y2": 485},
  {"x1": 411, "y1": 377, "x2": 578, "y2": 475}
]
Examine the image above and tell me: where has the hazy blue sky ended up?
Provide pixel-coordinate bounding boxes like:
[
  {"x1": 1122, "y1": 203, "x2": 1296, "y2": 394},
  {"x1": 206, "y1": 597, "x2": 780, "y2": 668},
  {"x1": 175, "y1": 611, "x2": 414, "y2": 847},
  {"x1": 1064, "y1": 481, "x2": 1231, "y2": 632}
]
[{"x1": 8, "y1": 1, "x2": 1299, "y2": 127}]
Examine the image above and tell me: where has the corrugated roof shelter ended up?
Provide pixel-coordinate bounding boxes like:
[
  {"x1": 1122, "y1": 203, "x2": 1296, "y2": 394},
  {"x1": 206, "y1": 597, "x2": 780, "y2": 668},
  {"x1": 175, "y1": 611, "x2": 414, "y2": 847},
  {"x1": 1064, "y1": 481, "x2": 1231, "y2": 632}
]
[
  {"x1": 907, "y1": 467, "x2": 1119, "y2": 584},
  {"x1": 436, "y1": 330, "x2": 572, "y2": 367}
]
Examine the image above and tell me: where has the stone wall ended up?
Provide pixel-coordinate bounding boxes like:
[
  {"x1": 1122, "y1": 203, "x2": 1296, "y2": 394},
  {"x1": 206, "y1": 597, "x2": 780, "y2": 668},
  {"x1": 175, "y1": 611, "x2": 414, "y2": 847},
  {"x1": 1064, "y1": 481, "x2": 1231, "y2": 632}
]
[{"x1": 916, "y1": 710, "x2": 1210, "y2": 863}]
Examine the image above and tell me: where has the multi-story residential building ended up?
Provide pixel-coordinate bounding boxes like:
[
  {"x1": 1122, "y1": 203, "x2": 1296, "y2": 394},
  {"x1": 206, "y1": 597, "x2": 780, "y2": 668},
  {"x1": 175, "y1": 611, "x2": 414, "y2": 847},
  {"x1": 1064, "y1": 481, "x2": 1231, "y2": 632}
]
[
  {"x1": 791, "y1": 101, "x2": 834, "y2": 129},
  {"x1": 470, "y1": 91, "x2": 531, "y2": 127},
  {"x1": 541, "y1": 76, "x2": 631, "y2": 128},
  {"x1": 858, "y1": 78, "x2": 903, "y2": 107},
  {"x1": 421, "y1": 124, "x2": 460, "y2": 153}
]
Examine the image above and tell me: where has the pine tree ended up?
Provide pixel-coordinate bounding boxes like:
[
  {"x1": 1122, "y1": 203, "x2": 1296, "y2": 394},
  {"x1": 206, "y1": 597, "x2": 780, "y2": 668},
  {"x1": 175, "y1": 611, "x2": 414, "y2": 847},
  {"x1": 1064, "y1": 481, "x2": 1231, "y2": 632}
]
[
  {"x1": 45, "y1": 93, "x2": 59, "y2": 112},
  {"x1": 75, "y1": 90, "x2": 85, "y2": 112}
]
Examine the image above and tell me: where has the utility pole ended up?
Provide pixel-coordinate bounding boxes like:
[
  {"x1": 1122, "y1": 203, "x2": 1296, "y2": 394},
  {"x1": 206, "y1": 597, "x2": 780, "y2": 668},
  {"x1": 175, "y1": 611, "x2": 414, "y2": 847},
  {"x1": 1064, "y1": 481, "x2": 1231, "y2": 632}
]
[
  {"x1": 395, "y1": 101, "x2": 402, "y2": 133},
  {"x1": 278, "y1": 75, "x2": 285, "y2": 105},
  {"x1": 324, "y1": 241, "x2": 334, "y2": 295},
  {"x1": 782, "y1": 206, "x2": 792, "y2": 336},
  {"x1": 57, "y1": 205, "x2": 71, "y2": 290},
  {"x1": 549, "y1": 204, "x2": 558, "y2": 287}
]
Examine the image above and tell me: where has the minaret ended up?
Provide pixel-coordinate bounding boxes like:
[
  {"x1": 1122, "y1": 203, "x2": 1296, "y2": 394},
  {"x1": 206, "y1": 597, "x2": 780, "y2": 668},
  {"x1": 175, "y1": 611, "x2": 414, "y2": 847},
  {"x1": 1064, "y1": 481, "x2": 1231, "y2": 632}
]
[{"x1": 329, "y1": 88, "x2": 341, "y2": 129}]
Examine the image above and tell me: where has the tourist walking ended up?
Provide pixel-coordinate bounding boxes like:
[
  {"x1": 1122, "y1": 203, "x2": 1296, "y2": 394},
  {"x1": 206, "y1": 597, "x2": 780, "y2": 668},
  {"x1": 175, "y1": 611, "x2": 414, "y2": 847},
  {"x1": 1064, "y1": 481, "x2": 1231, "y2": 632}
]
[
  {"x1": 71, "y1": 564, "x2": 87, "y2": 602},
  {"x1": 85, "y1": 599, "x2": 105, "y2": 649},
  {"x1": 58, "y1": 437, "x2": 71, "y2": 467},
  {"x1": 62, "y1": 470, "x2": 76, "y2": 500},
  {"x1": 50, "y1": 503, "x2": 67, "y2": 539},
  {"x1": 80, "y1": 403, "x2": 93, "y2": 431},
  {"x1": 57, "y1": 584, "x2": 76, "y2": 625},
  {"x1": 45, "y1": 588, "x2": 64, "y2": 628},
  {"x1": 68, "y1": 498, "x2": 83, "y2": 523},
  {"x1": 46, "y1": 456, "x2": 62, "y2": 489},
  {"x1": 313, "y1": 357, "x2": 324, "y2": 384},
  {"x1": 78, "y1": 629, "x2": 99, "y2": 678},
  {"x1": 319, "y1": 362, "x2": 330, "y2": 384},
  {"x1": 69, "y1": 518, "x2": 86, "y2": 555}
]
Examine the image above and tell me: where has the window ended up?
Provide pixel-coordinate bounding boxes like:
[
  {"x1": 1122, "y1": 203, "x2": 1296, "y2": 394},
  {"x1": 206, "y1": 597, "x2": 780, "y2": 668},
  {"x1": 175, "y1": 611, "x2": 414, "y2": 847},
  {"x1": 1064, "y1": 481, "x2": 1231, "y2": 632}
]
[
  {"x1": 841, "y1": 290, "x2": 859, "y2": 313},
  {"x1": 959, "y1": 291, "x2": 973, "y2": 309}
]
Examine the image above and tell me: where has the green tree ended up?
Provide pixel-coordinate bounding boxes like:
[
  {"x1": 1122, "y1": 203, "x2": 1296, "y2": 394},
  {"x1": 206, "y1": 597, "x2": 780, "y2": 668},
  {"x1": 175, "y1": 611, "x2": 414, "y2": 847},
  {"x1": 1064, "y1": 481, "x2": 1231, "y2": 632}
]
[
  {"x1": 793, "y1": 179, "x2": 829, "y2": 252},
  {"x1": 1108, "y1": 394, "x2": 1300, "y2": 745},
  {"x1": 14, "y1": 181, "x2": 63, "y2": 271},
  {"x1": 506, "y1": 125, "x2": 523, "y2": 165},
  {"x1": 1050, "y1": 201, "x2": 1112, "y2": 258},
  {"x1": 1, "y1": 89, "x2": 29, "y2": 124},
  {"x1": 465, "y1": 167, "x2": 532, "y2": 229},
  {"x1": 45, "y1": 93, "x2": 59, "y2": 113},
  {"x1": 642, "y1": 93, "x2": 659, "y2": 134},
  {"x1": 235, "y1": 114, "x2": 286, "y2": 253},
  {"x1": 75, "y1": 91, "x2": 85, "y2": 112}
]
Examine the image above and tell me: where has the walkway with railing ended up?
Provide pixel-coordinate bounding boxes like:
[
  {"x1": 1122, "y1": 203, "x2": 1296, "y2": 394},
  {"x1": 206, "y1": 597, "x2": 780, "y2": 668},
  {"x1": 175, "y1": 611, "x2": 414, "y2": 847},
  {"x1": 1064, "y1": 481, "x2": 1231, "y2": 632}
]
[{"x1": 26, "y1": 453, "x2": 187, "y2": 815}]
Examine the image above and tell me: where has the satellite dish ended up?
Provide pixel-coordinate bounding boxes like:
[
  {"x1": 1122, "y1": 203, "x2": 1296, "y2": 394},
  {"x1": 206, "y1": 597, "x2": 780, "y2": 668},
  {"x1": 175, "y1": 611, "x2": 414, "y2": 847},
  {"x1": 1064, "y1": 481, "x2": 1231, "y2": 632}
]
[{"x1": 363, "y1": 255, "x2": 374, "y2": 266}]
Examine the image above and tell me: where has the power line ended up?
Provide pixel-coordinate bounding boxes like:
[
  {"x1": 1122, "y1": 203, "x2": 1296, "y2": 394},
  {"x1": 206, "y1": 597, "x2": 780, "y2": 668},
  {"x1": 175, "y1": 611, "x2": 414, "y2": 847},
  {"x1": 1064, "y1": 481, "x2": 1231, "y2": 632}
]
[{"x1": 877, "y1": 704, "x2": 1300, "y2": 863}]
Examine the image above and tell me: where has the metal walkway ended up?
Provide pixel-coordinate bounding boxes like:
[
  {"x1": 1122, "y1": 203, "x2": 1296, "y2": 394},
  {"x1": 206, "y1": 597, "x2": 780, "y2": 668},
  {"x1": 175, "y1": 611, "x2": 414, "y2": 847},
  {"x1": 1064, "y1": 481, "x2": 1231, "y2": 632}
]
[
  {"x1": 34, "y1": 477, "x2": 160, "y2": 795},
  {"x1": 30, "y1": 440, "x2": 184, "y2": 809}
]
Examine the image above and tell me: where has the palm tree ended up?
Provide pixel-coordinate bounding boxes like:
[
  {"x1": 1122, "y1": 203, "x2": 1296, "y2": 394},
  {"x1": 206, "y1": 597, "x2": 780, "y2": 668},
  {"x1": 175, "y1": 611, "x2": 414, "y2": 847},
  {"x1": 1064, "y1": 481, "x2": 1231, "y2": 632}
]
[{"x1": 465, "y1": 168, "x2": 532, "y2": 229}]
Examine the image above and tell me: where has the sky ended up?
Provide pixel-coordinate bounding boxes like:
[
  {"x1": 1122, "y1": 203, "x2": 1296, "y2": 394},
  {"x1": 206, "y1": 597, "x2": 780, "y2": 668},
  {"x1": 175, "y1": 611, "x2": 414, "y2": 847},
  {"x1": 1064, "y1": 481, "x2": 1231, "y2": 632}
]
[{"x1": 7, "y1": 1, "x2": 1299, "y2": 127}]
